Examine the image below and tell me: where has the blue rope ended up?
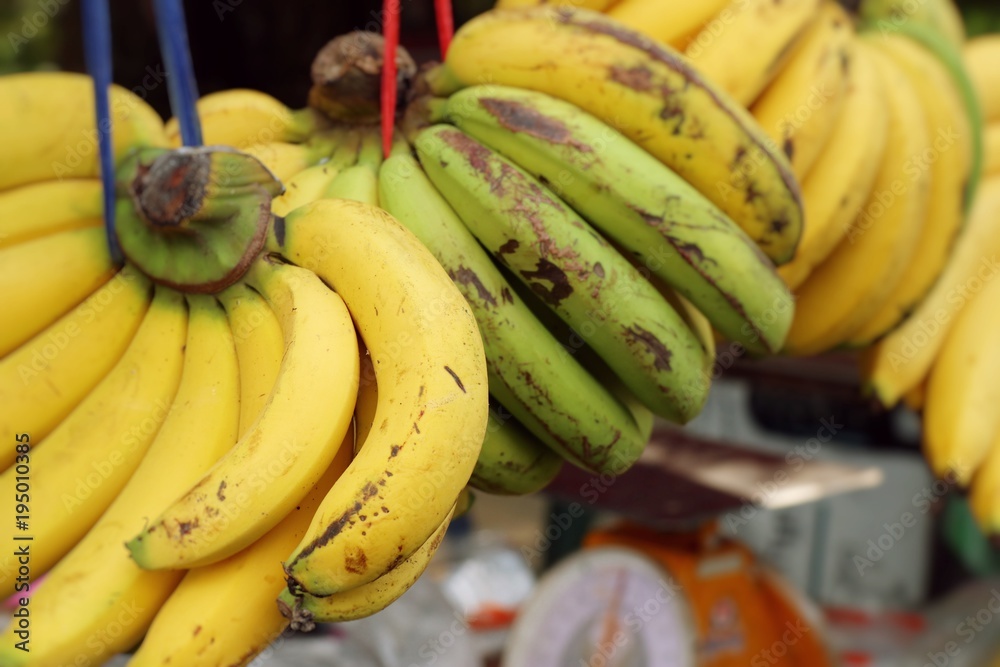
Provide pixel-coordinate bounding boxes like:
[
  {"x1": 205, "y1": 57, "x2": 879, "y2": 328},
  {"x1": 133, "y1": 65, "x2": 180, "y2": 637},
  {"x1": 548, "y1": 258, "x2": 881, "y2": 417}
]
[
  {"x1": 81, "y1": 0, "x2": 122, "y2": 265},
  {"x1": 153, "y1": 0, "x2": 203, "y2": 147}
]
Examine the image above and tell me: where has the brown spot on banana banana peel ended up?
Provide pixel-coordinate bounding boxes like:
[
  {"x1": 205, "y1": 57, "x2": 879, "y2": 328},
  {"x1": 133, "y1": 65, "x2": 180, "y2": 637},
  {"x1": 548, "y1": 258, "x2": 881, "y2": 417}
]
[
  {"x1": 216, "y1": 480, "x2": 226, "y2": 501},
  {"x1": 444, "y1": 366, "x2": 466, "y2": 392},
  {"x1": 624, "y1": 326, "x2": 673, "y2": 372},
  {"x1": 521, "y1": 258, "x2": 574, "y2": 306},
  {"x1": 498, "y1": 239, "x2": 520, "y2": 255},
  {"x1": 547, "y1": 7, "x2": 801, "y2": 258},
  {"x1": 344, "y1": 547, "x2": 368, "y2": 575},
  {"x1": 450, "y1": 266, "x2": 498, "y2": 307},
  {"x1": 285, "y1": 482, "x2": 382, "y2": 588},
  {"x1": 178, "y1": 519, "x2": 199, "y2": 537},
  {"x1": 479, "y1": 97, "x2": 593, "y2": 153}
]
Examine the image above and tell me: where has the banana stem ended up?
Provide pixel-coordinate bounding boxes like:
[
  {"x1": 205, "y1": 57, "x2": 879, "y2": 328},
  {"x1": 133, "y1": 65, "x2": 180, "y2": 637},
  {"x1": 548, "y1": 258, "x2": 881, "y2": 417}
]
[
  {"x1": 389, "y1": 128, "x2": 411, "y2": 158},
  {"x1": 328, "y1": 127, "x2": 364, "y2": 170},
  {"x1": 357, "y1": 127, "x2": 385, "y2": 171}
]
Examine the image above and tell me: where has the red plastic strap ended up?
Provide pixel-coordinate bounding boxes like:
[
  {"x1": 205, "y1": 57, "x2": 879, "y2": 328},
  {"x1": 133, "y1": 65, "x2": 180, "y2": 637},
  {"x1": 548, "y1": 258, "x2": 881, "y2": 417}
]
[
  {"x1": 381, "y1": 0, "x2": 400, "y2": 158},
  {"x1": 435, "y1": 0, "x2": 454, "y2": 57}
]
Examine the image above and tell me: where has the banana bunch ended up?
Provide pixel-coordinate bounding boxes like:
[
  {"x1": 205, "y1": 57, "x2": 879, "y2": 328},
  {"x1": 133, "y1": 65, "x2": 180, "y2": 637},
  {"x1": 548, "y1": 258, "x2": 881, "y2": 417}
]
[
  {"x1": 0, "y1": 71, "x2": 489, "y2": 665},
  {"x1": 864, "y1": 35, "x2": 1000, "y2": 540},
  {"x1": 396, "y1": 8, "x2": 806, "y2": 474}
]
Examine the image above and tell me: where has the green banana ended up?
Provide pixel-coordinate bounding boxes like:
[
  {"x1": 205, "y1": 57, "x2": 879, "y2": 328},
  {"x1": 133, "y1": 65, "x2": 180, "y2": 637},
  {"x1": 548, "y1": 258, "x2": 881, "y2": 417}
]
[
  {"x1": 414, "y1": 124, "x2": 710, "y2": 423},
  {"x1": 431, "y1": 85, "x2": 793, "y2": 354},
  {"x1": 470, "y1": 403, "x2": 564, "y2": 495},
  {"x1": 424, "y1": 6, "x2": 803, "y2": 264},
  {"x1": 378, "y1": 151, "x2": 647, "y2": 474}
]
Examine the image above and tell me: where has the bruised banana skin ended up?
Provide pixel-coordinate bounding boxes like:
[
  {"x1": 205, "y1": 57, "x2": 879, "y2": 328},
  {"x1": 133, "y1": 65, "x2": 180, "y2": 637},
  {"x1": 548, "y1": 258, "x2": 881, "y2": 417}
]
[
  {"x1": 275, "y1": 199, "x2": 488, "y2": 597},
  {"x1": 127, "y1": 429, "x2": 355, "y2": 667},
  {"x1": 436, "y1": 85, "x2": 793, "y2": 354},
  {"x1": 279, "y1": 506, "x2": 456, "y2": 626},
  {"x1": 416, "y1": 124, "x2": 710, "y2": 423},
  {"x1": 378, "y1": 152, "x2": 646, "y2": 474},
  {"x1": 426, "y1": 6, "x2": 803, "y2": 264}
]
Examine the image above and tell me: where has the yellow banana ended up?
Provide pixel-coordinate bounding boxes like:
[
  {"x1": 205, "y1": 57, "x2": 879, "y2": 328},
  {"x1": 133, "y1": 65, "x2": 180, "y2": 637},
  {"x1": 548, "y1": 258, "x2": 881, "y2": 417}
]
[
  {"x1": 861, "y1": 177, "x2": 1000, "y2": 407},
  {"x1": 426, "y1": 6, "x2": 803, "y2": 264},
  {"x1": 0, "y1": 286, "x2": 186, "y2": 601},
  {"x1": 607, "y1": 0, "x2": 731, "y2": 50},
  {"x1": 784, "y1": 42, "x2": 930, "y2": 355},
  {"x1": 270, "y1": 161, "x2": 343, "y2": 216},
  {"x1": 0, "y1": 294, "x2": 240, "y2": 667},
  {"x1": 217, "y1": 281, "x2": 284, "y2": 438},
  {"x1": 271, "y1": 199, "x2": 488, "y2": 597},
  {"x1": 685, "y1": 0, "x2": 821, "y2": 106},
  {"x1": 127, "y1": 258, "x2": 359, "y2": 570},
  {"x1": 985, "y1": 124, "x2": 1000, "y2": 177},
  {"x1": 496, "y1": 0, "x2": 618, "y2": 9},
  {"x1": 280, "y1": 505, "x2": 455, "y2": 626},
  {"x1": 750, "y1": 1, "x2": 854, "y2": 180},
  {"x1": 355, "y1": 335, "x2": 378, "y2": 454},
  {"x1": 969, "y1": 430, "x2": 1000, "y2": 537},
  {"x1": 0, "y1": 265, "x2": 150, "y2": 466},
  {"x1": 166, "y1": 88, "x2": 321, "y2": 148},
  {"x1": 849, "y1": 33, "x2": 972, "y2": 344},
  {"x1": 0, "y1": 179, "x2": 102, "y2": 249},
  {"x1": 924, "y1": 267, "x2": 1000, "y2": 487},
  {"x1": 0, "y1": 71, "x2": 167, "y2": 189},
  {"x1": 242, "y1": 141, "x2": 329, "y2": 182},
  {"x1": 903, "y1": 380, "x2": 926, "y2": 413},
  {"x1": 965, "y1": 36, "x2": 1000, "y2": 122},
  {"x1": 127, "y1": 426, "x2": 355, "y2": 667},
  {"x1": 0, "y1": 226, "x2": 116, "y2": 357},
  {"x1": 777, "y1": 40, "x2": 888, "y2": 290}
]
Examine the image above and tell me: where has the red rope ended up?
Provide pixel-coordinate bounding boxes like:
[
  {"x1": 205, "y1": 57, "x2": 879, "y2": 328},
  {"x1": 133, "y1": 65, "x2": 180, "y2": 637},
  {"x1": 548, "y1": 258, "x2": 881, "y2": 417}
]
[
  {"x1": 381, "y1": 0, "x2": 400, "y2": 158},
  {"x1": 435, "y1": 0, "x2": 454, "y2": 57}
]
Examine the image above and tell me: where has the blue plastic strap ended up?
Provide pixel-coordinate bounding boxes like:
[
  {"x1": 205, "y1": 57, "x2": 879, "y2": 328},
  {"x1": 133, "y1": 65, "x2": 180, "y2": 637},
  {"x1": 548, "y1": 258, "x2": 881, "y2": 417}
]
[
  {"x1": 81, "y1": 0, "x2": 122, "y2": 265},
  {"x1": 152, "y1": 0, "x2": 203, "y2": 147}
]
